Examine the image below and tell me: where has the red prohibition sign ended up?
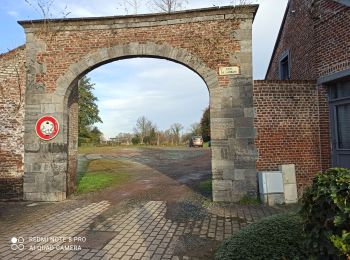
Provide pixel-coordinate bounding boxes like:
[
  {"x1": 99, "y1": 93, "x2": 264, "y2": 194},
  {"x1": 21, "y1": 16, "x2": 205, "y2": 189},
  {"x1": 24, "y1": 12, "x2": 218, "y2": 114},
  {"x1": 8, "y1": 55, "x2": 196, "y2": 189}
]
[{"x1": 35, "y1": 116, "x2": 59, "y2": 140}]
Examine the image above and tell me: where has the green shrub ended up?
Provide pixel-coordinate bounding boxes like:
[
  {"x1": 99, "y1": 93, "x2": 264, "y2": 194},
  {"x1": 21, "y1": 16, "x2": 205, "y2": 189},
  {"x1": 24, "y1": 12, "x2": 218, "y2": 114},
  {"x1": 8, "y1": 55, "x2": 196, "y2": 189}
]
[
  {"x1": 300, "y1": 168, "x2": 350, "y2": 259},
  {"x1": 215, "y1": 213, "x2": 307, "y2": 260}
]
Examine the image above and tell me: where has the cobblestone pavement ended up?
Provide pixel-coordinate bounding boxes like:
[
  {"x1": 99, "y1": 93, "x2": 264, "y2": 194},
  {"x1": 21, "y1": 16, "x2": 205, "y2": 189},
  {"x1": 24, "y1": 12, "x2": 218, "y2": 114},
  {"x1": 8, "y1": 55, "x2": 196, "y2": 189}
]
[{"x1": 0, "y1": 200, "x2": 281, "y2": 260}]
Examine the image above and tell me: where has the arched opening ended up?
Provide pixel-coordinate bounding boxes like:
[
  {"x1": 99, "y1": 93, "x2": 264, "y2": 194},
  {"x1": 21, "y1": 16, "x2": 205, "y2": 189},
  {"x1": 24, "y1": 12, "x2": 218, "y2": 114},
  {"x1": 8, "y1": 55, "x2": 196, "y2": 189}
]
[
  {"x1": 64, "y1": 54, "x2": 211, "y2": 200},
  {"x1": 55, "y1": 43, "x2": 218, "y2": 201}
]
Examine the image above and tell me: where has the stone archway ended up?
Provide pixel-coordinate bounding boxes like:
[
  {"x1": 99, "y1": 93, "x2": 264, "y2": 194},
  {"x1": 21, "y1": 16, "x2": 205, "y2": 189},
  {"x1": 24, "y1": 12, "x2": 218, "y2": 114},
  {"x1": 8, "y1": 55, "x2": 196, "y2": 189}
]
[{"x1": 21, "y1": 6, "x2": 258, "y2": 201}]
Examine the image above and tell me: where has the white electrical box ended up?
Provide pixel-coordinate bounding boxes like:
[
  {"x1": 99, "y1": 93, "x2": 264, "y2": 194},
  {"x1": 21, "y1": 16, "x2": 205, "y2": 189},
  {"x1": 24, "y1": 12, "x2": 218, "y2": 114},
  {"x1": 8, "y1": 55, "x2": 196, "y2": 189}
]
[{"x1": 258, "y1": 171, "x2": 284, "y2": 205}]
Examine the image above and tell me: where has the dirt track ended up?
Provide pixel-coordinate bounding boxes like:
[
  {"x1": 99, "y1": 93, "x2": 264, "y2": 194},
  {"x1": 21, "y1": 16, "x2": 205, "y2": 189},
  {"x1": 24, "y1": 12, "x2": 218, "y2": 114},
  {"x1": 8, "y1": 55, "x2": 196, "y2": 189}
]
[{"x1": 76, "y1": 147, "x2": 212, "y2": 205}]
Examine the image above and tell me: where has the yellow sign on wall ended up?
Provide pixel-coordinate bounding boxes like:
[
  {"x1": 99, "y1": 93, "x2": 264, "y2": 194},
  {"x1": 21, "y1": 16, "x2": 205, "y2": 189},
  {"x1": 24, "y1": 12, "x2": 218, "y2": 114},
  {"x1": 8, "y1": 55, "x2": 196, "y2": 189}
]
[{"x1": 219, "y1": 66, "x2": 240, "y2": 75}]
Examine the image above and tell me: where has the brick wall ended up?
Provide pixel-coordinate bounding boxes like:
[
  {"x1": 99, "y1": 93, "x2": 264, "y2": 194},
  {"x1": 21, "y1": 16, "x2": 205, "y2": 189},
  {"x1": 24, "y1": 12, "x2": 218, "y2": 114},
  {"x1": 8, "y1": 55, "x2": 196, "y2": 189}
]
[
  {"x1": 266, "y1": 0, "x2": 316, "y2": 80},
  {"x1": 0, "y1": 46, "x2": 26, "y2": 200},
  {"x1": 254, "y1": 80, "x2": 324, "y2": 194},
  {"x1": 315, "y1": 1, "x2": 350, "y2": 78},
  {"x1": 23, "y1": 10, "x2": 245, "y2": 93},
  {"x1": 317, "y1": 85, "x2": 332, "y2": 170},
  {"x1": 266, "y1": 0, "x2": 350, "y2": 80}
]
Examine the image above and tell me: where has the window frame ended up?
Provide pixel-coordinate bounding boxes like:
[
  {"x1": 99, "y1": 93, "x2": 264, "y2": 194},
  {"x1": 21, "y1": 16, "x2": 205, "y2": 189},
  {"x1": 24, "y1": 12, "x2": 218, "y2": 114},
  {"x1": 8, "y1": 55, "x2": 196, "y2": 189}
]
[
  {"x1": 329, "y1": 81, "x2": 350, "y2": 151},
  {"x1": 279, "y1": 50, "x2": 291, "y2": 80}
]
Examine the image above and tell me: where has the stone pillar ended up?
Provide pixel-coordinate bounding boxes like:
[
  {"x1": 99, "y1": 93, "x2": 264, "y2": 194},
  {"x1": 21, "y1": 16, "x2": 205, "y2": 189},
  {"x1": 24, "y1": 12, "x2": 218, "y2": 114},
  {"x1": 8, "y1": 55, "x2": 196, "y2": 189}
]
[
  {"x1": 23, "y1": 32, "x2": 67, "y2": 201},
  {"x1": 23, "y1": 94, "x2": 68, "y2": 201},
  {"x1": 67, "y1": 83, "x2": 79, "y2": 196},
  {"x1": 212, "y1": 18, "x2": 258, "y2": 202}
]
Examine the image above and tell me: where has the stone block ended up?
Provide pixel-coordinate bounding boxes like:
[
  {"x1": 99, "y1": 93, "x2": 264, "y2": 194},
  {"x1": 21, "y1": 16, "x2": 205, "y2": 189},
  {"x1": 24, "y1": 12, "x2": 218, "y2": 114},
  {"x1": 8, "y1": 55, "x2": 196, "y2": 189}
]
[
  {"x1": 52, "y1": 174, "x2": 66, "y2": 191},
  {"x1": 212, "y1": 180, "x2": 232, "y2": 191},
  {"x1": 239, "y1": 19, "x2": 253, "y2": 30},
  {"x1": 232, "y1": 177, "x2": 256, "y2": 194},
  {"x1": 32, "y1": 162, "x2": 42, "y2": 172},
  {"x1": 238, "y1": 40, "x2": 252, "y2": 53},
  {"x1": 213, "y1": 190, "x2": 231, "y2": 202},
  {"x1": 23, "y1": 174, "x2": 35, "y2": 183},
  {"x1": 211, "y1": 129, "x2": 226, "y2": 139},
  {"x1": 212, "y1": 159, "x2": 234, "y2": 170},
  {"x1": 24, "y1": 163, "x2": 32, "y2": 173},
  {"x1": 211, "y1": 118, "x2": 235, "y2": 129},
  {"x1": 234, "y1": 117, "x2": 254, "y2": 128},
  {"x1": 51, "y1": 163, "x2": 68, "y2": 173},
  {"x1": 51, "y1": 94, "x2": 65, "y2": 104},
  {"x1": 233, "y1": 29, "x2": 252, "y2": 41},
  {"x1": 229, "y1": 138, "x2": 256, "y2": 157},
  {"x1": 244, "y1": 107, "x2": 254, "y2": 118},
  {"x1": 230, "y1": 52, "x2": 252, "y2": 65},
  {"x1": 233, "y1": 169, "x2": 245, "y2": 181},
  {"x1": 223, "y1": 170, "x2": 234, "y2": 180},
  {"x1": 25, "y1": 104, "x2": 41, "y2": 112},
  {"x1": 26, "y1": 94, "x2": 52, "y2": 104},
  {"x1": 212, "y1": 170, "x2": 223, "y2": 180},
  {"x1": 279, "y1": 164, "x2": 297, "y2": 184},
  {"x1": 24, "y1": 143, "x2": 40, "y2": 152},
  {"x1": 234, "y1": 157, "x2": 257, "y2": 168},
  {"x1": 240, "y1": 62, "x2": 253, "y2": 76},
  {"x1": 24, "y1": 192, "x2": 66, "y2": 201},
  {"x1": 232, "y1": 168, "x2": 256, "y2": 181},
  {"x1": 236, "y1": 127, "x2": 256, "y2": 138},
  {"x1": 232, "y1": 108, "x2": 244, "y2": 118},
  {"x1": 23, "y1": 183, "x2": 38, "y2": 193}
]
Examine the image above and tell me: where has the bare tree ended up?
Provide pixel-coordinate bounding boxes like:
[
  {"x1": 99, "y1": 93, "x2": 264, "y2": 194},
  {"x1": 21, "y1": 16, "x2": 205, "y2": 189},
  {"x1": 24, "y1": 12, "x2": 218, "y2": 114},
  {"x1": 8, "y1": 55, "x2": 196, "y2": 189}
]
[
  {"x1": 230, "y1": 0, "x2": 256, "y2": 5},
  {"x1": 24, "y1": 0, "x2": 70, "y2": 37},
  {"x1": 133, "y1": 116, "x2": 154, "y2": 144},
  {"x1": 147, "y1": 0, "x2": 188, "y2": 13},
  {"x1": 170, "y1": 123, "x2": 183, "y2": 145},
  {"x1": 118, "y1": 0, "x2": 143, "y2": 14},
  {"x1": 189, "y1": 122, "x2": 201, "y2": 136}
]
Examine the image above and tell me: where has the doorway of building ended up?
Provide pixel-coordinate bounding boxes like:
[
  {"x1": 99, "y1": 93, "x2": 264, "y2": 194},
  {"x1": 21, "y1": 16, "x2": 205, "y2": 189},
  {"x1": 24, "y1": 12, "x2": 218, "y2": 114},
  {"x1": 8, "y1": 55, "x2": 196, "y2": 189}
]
[{"x1": 329, "y1": 80, "x2": 350, "y2": 168}]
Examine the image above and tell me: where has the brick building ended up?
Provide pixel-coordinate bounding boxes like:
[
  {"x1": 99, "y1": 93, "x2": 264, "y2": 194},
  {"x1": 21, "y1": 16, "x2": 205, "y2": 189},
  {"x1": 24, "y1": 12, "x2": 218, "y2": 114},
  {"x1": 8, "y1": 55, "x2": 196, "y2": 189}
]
[{"x1": 265, "y1": 0, "x2": 350, "y2": 170}]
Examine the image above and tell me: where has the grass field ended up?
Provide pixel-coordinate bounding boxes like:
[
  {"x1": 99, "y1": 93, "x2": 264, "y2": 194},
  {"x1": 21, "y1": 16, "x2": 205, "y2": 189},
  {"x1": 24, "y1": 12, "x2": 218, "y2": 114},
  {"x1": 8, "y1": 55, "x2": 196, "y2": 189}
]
[
  {"x1": 78, "y1": 146, "x2": 123, "y2": 155},
  {"x1": 76, "y1": 159, "x2": 135, "y2": 194}
]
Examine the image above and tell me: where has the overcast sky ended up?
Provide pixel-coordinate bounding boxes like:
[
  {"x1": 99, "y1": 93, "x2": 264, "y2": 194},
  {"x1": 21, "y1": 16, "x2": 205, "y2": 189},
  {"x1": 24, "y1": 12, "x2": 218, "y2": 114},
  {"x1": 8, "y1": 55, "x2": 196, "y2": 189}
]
[{"x1": 0, "y1": 0, "x2": 288, "y2": 138}]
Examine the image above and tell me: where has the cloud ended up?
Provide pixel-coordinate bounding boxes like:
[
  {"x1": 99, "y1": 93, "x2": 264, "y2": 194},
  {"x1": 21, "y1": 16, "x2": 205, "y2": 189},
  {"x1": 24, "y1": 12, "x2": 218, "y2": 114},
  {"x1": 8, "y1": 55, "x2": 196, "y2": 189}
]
[{"x1": 7, "y1": 10, "x2": 19, "y2": 18}]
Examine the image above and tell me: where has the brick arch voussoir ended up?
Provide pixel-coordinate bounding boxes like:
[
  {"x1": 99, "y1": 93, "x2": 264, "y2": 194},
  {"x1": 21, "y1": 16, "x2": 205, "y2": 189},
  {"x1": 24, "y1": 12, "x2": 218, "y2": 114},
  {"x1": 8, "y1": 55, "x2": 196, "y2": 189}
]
[{"x1": 55, "y1": 43, "x2": 219, "y2": 98}]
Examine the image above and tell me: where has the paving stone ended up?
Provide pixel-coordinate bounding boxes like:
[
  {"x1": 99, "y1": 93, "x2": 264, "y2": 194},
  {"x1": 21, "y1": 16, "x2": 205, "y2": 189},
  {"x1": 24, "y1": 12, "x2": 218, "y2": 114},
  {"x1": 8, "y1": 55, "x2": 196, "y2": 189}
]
[{"x1": 0, "y1": 200, "x2": 282, "y2": 260}]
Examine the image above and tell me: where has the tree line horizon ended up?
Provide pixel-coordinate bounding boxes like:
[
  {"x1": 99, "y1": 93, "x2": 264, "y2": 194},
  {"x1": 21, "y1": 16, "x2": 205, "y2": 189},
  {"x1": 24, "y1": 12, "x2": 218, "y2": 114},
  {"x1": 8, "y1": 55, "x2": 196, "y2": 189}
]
[{"x1": 78, "y1": 76, "x2": 210, "y2": 146}]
